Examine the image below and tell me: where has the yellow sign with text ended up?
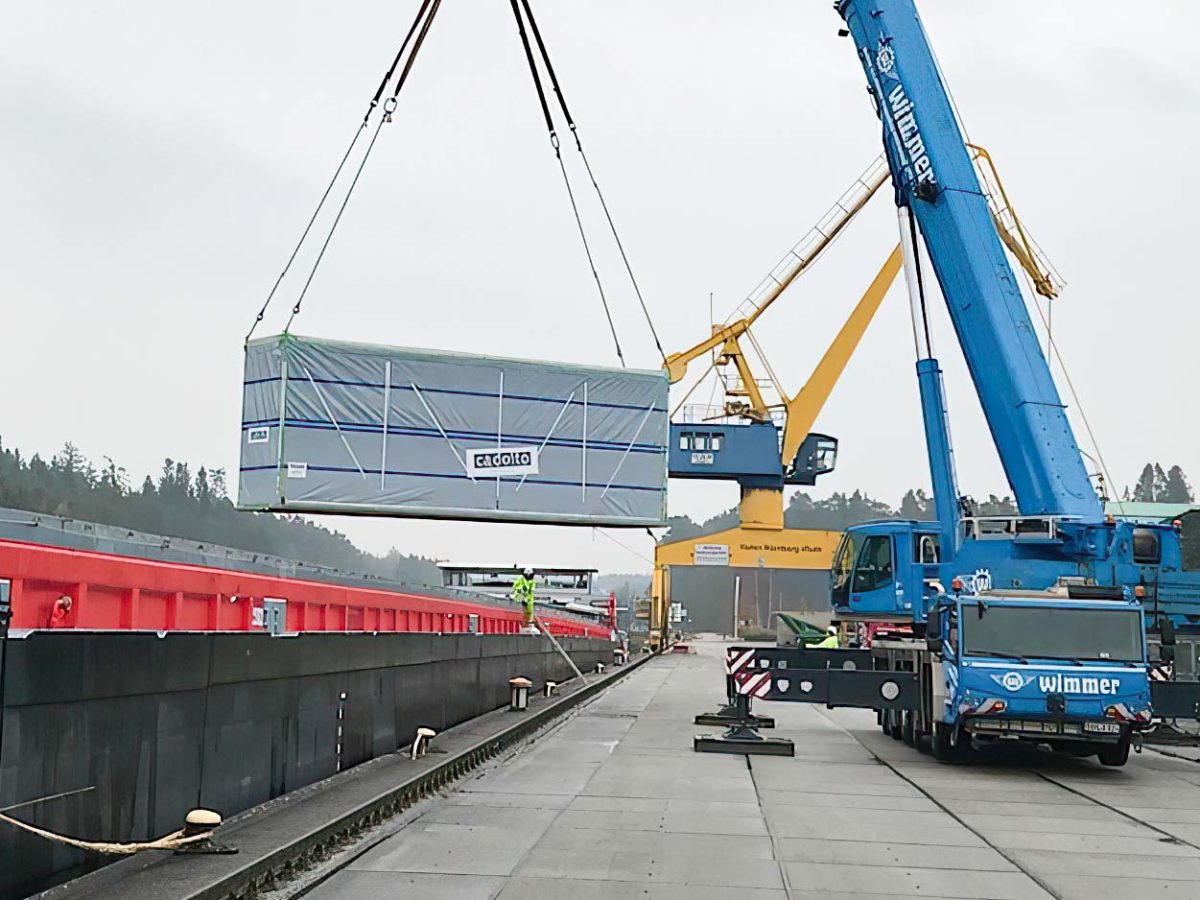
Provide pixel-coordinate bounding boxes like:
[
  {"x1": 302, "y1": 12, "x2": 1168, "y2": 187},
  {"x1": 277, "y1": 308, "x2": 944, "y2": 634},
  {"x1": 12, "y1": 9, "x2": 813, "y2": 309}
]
[{"x1": 656, "y1": 526, "x2": 841, "y2": 571}]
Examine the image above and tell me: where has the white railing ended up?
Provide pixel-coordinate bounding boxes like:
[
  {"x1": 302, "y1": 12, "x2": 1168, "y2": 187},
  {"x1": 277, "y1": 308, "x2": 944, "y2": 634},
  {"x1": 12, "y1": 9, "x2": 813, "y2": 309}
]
[{"x1": 725, "y1": 155, "x2": 889, "y2": 324}]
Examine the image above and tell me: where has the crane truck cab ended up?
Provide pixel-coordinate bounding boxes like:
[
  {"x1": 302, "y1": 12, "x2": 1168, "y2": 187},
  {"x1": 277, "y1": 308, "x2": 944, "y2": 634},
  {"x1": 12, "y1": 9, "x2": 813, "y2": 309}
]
[
  {"x1": 832, "y1": 515, "x2": 1194, "y2": 630},
  {"x1": 864, "y1": 585, "x2": 1152, "y2": 767},
  {"x1": 922, "y1": 589, "x2": 1151, "y2": 766}
]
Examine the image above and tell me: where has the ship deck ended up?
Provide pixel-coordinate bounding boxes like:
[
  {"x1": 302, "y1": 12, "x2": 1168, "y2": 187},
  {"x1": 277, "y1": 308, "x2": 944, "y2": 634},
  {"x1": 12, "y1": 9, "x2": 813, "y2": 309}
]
[{"x1": 301, "y1": 638, "x2": 1200, "y2": 900}]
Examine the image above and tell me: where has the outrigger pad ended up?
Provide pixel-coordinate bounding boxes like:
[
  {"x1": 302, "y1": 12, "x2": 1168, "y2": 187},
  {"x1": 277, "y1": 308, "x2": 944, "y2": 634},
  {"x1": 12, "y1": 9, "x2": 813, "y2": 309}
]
[
  {"x1": 694, "y1": 711, "x2": 776, "y2": 729},
  {"x1": 693, "y1": 728, "x2": 794, "y2": 757}
]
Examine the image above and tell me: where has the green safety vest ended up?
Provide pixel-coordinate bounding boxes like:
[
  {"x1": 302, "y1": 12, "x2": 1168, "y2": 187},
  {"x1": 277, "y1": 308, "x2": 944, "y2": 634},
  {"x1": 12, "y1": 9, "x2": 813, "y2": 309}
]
[
  {"x1": 513, "y1": 576, "x2": 536, "y2": 607},
  {"x1": 808, "y1": 633, "x2": 838, "y2": 649}
]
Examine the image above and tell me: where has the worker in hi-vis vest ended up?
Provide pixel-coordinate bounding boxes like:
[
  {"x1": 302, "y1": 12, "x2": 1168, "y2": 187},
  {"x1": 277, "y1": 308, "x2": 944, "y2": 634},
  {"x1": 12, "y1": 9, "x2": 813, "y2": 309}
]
[
  {"x1": 809, "y1": 626, "x2": 839, "y2": 649},
  {"x1": 513, "y1": 567, "x2": 537, "y2": 626}
]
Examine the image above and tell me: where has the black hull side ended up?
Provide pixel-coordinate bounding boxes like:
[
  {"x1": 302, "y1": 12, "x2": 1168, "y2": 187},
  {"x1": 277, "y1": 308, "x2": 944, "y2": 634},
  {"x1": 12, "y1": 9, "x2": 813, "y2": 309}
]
[{"x1": 0, "y1": 630, "x2": 610, "y2": 899}]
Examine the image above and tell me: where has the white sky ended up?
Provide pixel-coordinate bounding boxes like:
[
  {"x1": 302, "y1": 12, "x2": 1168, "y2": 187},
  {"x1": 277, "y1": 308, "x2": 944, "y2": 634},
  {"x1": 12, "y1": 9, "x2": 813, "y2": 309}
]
[{"x1": 3, "y1": 2, "x2": 1198, "y2": 575}]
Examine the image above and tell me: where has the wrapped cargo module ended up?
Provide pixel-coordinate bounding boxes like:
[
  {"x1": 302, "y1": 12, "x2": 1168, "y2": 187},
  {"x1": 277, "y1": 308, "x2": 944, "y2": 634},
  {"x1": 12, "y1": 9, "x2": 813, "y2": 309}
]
[{"x1": 238, "y1": 334, "x2": 669, "y2": 526}]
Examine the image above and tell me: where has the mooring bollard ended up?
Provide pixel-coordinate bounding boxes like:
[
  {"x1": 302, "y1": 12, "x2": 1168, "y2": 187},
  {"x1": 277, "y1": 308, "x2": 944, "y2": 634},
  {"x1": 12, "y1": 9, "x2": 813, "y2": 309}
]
[
  {"x1": 544, "y1": 681, "x2": 558, "y2": 698},
  {"x1": 183, "y1": 809, "x2": 222, "y2": 835},
  {"x1": 411, "y1": 727, "x2": 437, "y2": 759},
  {"x1": 613, "y1": 648, "x2": 627, "y2": 665},
  {"x1": 595, "y1": 662, "x2": 606, "y2": 675},
  {"x1": 174, "y1": 808, "x2": 236, "y2": 855},
  {"x1": 509, "y1": 677, "x2": 532, "y2": 711}
]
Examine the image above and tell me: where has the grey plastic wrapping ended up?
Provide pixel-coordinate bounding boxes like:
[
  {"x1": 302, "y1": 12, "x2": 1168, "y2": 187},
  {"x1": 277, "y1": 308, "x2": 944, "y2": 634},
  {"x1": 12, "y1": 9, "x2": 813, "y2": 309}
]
[{"x1": 238, "y1": 335, "x2": 669, "y2": 527}]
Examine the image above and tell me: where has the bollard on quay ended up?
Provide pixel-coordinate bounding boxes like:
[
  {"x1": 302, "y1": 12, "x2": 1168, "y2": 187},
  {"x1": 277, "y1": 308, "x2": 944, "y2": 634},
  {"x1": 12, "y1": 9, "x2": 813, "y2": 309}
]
[{"x1": 509, "y1": 676, "x2": 532, "y2": 711}]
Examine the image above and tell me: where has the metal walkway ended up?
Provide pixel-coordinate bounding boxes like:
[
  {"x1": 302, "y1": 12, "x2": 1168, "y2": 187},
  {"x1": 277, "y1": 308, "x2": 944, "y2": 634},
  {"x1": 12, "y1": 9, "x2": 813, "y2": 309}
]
[{"x1": 306, "y1": 640, "x2": 1200, "y2": 900}]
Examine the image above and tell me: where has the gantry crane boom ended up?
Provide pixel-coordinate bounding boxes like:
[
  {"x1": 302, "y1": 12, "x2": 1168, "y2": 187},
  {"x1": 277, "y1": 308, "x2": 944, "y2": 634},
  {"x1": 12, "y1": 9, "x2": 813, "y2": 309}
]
[
  {"x1": 664, "y1": 156, "x2": 890, "y2": 402},
  {"x1": 779, "y1": 246, "x2": 902, "y2": 469},
  {"x1": 664, "y1": 156, "x2": 897, "y2": 498}
]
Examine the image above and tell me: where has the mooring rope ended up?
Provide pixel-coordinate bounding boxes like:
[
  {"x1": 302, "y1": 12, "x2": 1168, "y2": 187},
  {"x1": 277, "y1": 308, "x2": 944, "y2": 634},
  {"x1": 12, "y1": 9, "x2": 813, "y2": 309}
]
[{"x1": 0, "y1": 811, "x2": 213, "y2": 855}]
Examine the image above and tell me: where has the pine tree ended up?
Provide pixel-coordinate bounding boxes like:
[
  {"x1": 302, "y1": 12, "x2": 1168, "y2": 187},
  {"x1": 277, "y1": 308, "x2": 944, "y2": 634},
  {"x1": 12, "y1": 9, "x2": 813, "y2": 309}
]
[
  {"x1": 210, "y1": 468, "x2": 228, "y2": 499},
  {"x1": 899, "y1": 489, "x2": 930, "y2": 520},
  {"x1": 1154, "y1": 464, "x2": 1170, "y2": 503},
  {"x1": 1132, "y1": 464, "x2": 1157, "y2": 502},
  {"x1": 54, "y1": 442, "x2": 86, "y2": 474},
  {"x1": 195, "y1": 467, "x2": 211, "y2": 503},
  {"x1": 99, "y1": 456, "x2": 128, "y2": 493},
  {"x1": 1163, "y1": 465, "x2": 1195, "y2": 504}
]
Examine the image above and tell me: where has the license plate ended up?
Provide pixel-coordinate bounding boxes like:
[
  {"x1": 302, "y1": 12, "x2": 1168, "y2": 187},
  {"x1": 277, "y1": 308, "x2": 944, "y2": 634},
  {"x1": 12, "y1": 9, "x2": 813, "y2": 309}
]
[{"x1": 1084, "y1": 721, "x2": 1121, "y2": 734}]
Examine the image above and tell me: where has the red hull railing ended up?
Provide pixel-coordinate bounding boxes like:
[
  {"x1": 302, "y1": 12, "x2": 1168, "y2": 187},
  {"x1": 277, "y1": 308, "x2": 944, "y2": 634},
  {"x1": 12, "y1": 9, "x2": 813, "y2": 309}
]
[{"x1": 0, "y1": 539, "x2": 607, "y2": 639}]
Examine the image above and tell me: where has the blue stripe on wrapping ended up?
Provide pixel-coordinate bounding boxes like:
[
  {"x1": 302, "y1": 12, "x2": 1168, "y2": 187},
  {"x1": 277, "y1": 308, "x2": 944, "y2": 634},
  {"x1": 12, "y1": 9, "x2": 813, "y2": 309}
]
[
  {"x1": 239, "y1": 464, "x2": 665, "y2": 493},
  {"x1": 242, "y1": 376, "x2": 667, "y2": 414},
  {"x1": 240, "y1": 418, "x2": 664, "y2": 455}
]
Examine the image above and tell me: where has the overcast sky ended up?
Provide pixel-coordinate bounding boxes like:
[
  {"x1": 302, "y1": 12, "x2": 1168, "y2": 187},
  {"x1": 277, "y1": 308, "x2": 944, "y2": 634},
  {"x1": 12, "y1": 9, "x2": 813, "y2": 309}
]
[{"x1": 3, "y1": 2, "x2": 1198, "y2": 575}]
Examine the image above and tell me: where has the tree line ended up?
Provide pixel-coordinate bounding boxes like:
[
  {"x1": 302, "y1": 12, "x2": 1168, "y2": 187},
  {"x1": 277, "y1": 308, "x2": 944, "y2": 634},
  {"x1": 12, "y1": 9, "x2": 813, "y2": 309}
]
[
  {"x1": 0, "y1": 439, "x2": 1191, "y2": 578},
  {"x1": 0, "y1": 439, "x2": 441, "y2": 585},
  {"x1": 659, "y1": 488, "x2": 991, "y2": 543},
  {"x1": 663, "y1": 462, "x2": 1196, "y2": 544}
]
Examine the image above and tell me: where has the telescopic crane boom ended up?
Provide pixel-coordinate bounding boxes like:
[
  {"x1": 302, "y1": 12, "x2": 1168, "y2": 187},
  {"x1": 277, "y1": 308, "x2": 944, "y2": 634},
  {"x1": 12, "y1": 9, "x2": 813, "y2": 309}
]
[{"x1": 840, "y1": 0, "x2": 1098, "y2": 525}]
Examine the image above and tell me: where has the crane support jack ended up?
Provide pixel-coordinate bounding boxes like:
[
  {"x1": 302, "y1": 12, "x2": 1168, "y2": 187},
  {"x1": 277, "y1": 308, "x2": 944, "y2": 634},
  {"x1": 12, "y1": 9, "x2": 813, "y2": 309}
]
[
  {"x1": 694, "y1": 694, "x2": 794, "y2": 756},
  {"x1": 693, "y1": 647, "x2": 794, "y2": 756},
  {"x1": 694, "y1": 659, "x2": 775, "y2": 728}
]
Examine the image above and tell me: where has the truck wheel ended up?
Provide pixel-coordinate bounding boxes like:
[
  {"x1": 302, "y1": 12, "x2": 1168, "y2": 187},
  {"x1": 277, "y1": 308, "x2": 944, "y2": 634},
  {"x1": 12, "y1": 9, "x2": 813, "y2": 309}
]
[
  {"x1": 902, "y1": 711, "x2": 916, "y2": 747},
  {"x1": 1097, "y1": 737, "x2": 1131, "y2": 767},
  {"x1": 953, "y1": 729, "x2": 973, "y2": 760},
  {"x1": 931, "y1": 723, "x2": 959, "y2": 762}
]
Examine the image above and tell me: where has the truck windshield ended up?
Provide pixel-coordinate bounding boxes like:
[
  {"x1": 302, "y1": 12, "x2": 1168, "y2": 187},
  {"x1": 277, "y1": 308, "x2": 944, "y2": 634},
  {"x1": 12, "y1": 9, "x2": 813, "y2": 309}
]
[{"x1": 960, "y1": 605, "x2": 1143, "y2": 662}]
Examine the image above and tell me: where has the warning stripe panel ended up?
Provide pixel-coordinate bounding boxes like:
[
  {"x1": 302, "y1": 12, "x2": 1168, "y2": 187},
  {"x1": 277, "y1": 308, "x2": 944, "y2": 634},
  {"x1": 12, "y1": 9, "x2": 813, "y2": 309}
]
[
  {"x1": 727, "y1": 649, "x2": 756, "y2": 675},
  {"x1": 735, "y1": 670, "x2": 772, "y2": 698}
]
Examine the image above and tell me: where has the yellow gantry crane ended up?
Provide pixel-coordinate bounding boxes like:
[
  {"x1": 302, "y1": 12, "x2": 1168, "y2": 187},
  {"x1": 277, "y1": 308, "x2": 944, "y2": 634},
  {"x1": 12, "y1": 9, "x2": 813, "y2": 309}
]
[
  {"x1": 647, "y1": 147, "x2": 1065, "y2": 649},
  {"x1": 649, "y1": 158, "x2": 902, "y2": 649},
  {"x1": 663, "y1": 156, "x2": 901, "y2": 528}
]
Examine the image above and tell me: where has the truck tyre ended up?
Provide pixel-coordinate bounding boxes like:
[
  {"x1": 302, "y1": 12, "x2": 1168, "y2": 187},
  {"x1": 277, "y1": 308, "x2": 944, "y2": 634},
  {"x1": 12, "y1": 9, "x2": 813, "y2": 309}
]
[
  {"x1": 888, "y1": 711, "x2": 903, "y2": 740},
  {"x1": 931, "y1": 723, "x2": 960, "y2": 762},
  {"x1": 902, "y1": 711, "x2": 916, "y2": 747},
  {"x1": 1097, "y1": 737, "x2": 1131, "y2": 767}
]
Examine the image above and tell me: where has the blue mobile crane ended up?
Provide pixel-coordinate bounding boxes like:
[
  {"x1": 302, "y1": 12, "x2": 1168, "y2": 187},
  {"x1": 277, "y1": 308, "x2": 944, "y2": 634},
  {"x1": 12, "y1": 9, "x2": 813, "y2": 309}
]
[
  {"x1": 829, "y1": 0, "x2": 1199, "y2": 622},
  {"x1": 697, "y1": 0, "x2": 1200, "y2": 764}
]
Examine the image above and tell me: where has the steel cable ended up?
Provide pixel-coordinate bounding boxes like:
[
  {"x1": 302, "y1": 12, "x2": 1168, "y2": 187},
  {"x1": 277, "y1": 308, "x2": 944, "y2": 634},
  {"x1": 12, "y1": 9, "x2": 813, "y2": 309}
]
[
  {"x1": 255, "y1": 0, "x2": 441, "y2": 338},
  {"x1": 507, "y1": 0, "x2": 627, "y2": 367},
  {"x1": 283, "y1": 111, "x2": 390, "y2": 334},
  {"x1": 555, "y1": 150, "x2": 626, "y2": 367},
  {"x1": 519, "y1": 0, "x2": 664, "y2": 362},
  {"x1": 518, "y1": 0, "x2": 665, "y2": 364},
  {"x1": 245, "y1": 124, "x2": 366, "y2": 343},
  {"x1": 286, "y1": 0, "x2": 443, "y2": 330}
]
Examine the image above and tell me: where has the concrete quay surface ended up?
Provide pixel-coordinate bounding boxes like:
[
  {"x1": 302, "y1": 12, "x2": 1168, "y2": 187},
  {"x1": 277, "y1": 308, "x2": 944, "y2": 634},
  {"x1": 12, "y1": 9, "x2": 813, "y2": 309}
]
[{"x1": 306, "y1": 639, "x2": 1200, "y2": 900}]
